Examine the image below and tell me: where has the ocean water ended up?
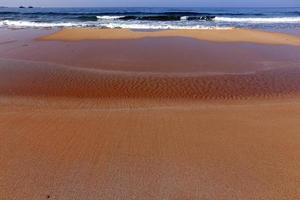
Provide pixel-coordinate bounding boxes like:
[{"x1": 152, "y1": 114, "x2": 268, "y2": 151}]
[{"x1": 0, "y1": 7, "x2": 300, "y2": 30}]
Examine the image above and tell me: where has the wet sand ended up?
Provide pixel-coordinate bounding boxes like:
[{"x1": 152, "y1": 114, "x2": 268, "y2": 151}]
[
  {"x1": 1, "y1": 29, "x2": 300, "y2": 75},
  {"x1": 1, "y1": 58, "x2": 300, "y2": 99},
  {"x1": 1, "y1": 28, "x2": 300, "y2": 199}
]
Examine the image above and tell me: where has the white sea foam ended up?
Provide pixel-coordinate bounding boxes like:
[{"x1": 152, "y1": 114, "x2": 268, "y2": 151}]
[
  {"x1": 215, "y1": 17, "x2": 300, "y2": 23},
  {"x1": 0, "y1": 20, "x2": 80, "y2": 28},
  {"x1": 96, "y1": 16, "x2": 125, "y2": 20},
  {"x1": 0, "y1": 20, "x2": 233, "y2": 30},
  {"x1": 180, "y1": 16, "x2": 188, "y2": 21},
  {"x1": 101, "y1": 22, "x2": 233, "y2": 30}
]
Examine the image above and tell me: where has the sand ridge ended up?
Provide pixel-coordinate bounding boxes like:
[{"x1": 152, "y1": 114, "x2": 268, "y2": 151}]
[{"x1": 41, "y1": 28, "x2": 300, "y2": 46}]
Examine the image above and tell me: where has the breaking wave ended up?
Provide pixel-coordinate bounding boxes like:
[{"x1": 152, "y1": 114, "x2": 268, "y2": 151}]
[
  {"x1": 1, "y1": 8, "x2": 300, "y2": 30},
  {"x1": 215, "y1": 17, "x2": 300, "y2": 23},
  {"x1": 0, "y1": 20, "x2": 81, "y2": 28},
  {"x1": 0, "y1": 19, "x2": 233, "y2": 29}
]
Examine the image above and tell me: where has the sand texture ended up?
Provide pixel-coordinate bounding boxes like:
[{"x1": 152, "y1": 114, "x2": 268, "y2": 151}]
[
  {"x1": 41, "y1": 28, "x2": 300, "y2": 46},
  {"x1": 1, "y1": 97, "x2": 300, "y2": 200},
  {"x1": 1, "y1": 28, "x2": 300, "y2": 200},
  {"x1": 1, "y1": 59, "x2": 300, "y2": 100}
]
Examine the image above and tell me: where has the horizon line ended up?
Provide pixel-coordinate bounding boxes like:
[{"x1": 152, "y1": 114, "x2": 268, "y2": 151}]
[{"x1": 1, "y1": 6, "x2": 300, "y2": 8}]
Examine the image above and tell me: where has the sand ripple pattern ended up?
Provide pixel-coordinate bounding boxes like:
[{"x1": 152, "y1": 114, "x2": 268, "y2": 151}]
[{"x1": 1, "y1": 60, "x2": 300, "y2": 100}]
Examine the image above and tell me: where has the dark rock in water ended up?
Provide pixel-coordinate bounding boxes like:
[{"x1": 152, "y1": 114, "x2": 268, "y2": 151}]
[
  {"x1": 28, "y1": 6, "x2": 34, "y2": 8},
  {"x1": 19, "y1": 6, "x2": 25, "y2": 9}
]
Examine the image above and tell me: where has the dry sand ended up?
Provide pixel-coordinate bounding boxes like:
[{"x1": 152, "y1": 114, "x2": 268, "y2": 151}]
[
  {"x1": 1, "y1": 96, "x2": 300, "y2": 200},
  {"x1": 1, "y1": 58, "x2": 300, "y2": 200},
  {"x1": 1, "y1": 28, "x2": 300, "y2": 199},
  {"x1": 41, "y1": 28, "x2": 300, "y2": 46}
]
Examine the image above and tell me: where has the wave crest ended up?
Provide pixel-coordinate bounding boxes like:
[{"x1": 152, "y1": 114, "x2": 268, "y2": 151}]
[
  {"x1": 96, "y1": 16, "x2": 125, "y2": 20},
  {"x1": 215, "y1": 17, "x2": 300, "y2": 23},
  {"x1": 0, "y1": 19, "x2": 233, "y2": 29}
]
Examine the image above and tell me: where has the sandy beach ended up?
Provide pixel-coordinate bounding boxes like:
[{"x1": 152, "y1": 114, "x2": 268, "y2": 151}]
[
  {"x1": 41, "y1": 28, "x2": 300, "y2": 46},
  {"x1": 1, "y1": 28, "x2": 300, "y2": 199}
]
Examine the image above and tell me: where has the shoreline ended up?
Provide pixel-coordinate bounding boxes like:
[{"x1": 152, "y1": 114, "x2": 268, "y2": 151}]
[{"x1": 41, "y1": 28, "x2": 300, "y2": 46}]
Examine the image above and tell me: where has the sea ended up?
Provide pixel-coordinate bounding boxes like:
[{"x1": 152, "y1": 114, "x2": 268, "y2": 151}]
[{"x1": 0, "y1": 7, "x2": 300, "y2": 30}]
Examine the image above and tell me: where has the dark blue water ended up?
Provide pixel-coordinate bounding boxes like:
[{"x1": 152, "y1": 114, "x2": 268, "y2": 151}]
[{"x1": 1, "y1": 7, "x2": 300, "y2": 30}]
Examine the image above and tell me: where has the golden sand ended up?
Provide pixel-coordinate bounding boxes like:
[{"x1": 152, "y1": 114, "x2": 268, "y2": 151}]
[
  {"x1": 1, "y1": 96, "x2": 300, "y2": 200},
  {"x1": 41, "y1": 28, "x2": 300, "y2": 46},
  {"x1": 1, "y1": 58, "x2": 300, "y2": 199},
  {"x1": 1, "y1": 28, "x2": 300, "y2": 199}
]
